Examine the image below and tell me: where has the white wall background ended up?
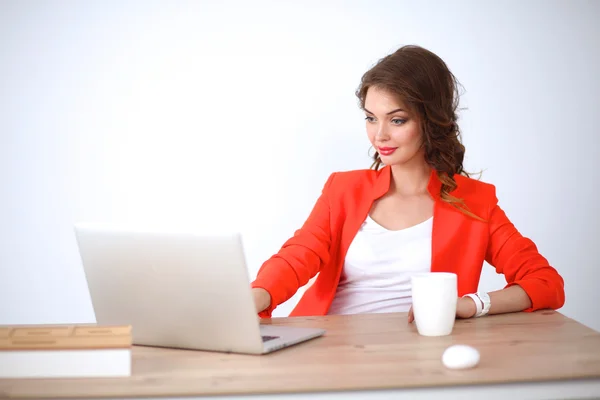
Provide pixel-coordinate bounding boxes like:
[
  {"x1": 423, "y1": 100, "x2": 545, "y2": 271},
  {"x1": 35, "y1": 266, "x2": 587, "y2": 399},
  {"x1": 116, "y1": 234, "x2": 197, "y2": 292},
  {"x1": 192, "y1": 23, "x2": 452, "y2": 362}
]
[{"x1": 1, "y1": 0, "x2": 598, "y2": 330}]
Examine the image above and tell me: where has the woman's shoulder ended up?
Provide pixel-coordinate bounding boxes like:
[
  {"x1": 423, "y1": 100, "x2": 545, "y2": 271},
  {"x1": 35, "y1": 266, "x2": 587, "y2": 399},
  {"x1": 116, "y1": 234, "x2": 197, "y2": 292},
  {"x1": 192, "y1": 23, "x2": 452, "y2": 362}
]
[
  {"x1": 318, "y1": 168, "x2": 380, "y2": 199},
  {"x1": 453, "y1": 173, "x2": 499, "y2": 207},
  {"x1": 329, "y1": 168, "x2": 379, "y2": 182}
]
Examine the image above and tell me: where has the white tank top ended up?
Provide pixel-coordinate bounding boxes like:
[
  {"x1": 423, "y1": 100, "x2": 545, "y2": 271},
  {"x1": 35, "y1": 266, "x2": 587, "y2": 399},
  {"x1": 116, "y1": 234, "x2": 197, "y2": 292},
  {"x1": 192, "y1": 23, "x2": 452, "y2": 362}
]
[{"x1": 327, "y1": 214, "x2": 433, "y2": 315}]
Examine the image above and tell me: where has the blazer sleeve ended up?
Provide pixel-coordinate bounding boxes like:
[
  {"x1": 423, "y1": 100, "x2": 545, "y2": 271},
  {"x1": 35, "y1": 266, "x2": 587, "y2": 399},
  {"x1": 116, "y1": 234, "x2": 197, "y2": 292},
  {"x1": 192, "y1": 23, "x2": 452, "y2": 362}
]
[
  {"x1": 485, "y1": 195, "x2": 565, "y2": 312},
  {"x1": 251, "y1": 173, "x2": 336, "y2": 318}
]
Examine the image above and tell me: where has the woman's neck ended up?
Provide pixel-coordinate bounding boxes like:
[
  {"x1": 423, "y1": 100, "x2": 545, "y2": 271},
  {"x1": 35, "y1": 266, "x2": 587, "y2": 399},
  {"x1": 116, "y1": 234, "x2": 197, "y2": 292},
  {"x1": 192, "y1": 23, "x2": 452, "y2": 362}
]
[{"x1": 389, "y1": 161, "x2": 432, "y2": 196}]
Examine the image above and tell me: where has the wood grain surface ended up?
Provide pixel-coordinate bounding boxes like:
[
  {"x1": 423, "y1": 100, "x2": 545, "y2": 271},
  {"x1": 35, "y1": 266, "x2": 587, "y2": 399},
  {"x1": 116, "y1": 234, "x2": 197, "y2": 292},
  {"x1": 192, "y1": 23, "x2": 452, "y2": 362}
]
[{"x1": 0, "y1": 311, "x2": 599, "y2": 398}]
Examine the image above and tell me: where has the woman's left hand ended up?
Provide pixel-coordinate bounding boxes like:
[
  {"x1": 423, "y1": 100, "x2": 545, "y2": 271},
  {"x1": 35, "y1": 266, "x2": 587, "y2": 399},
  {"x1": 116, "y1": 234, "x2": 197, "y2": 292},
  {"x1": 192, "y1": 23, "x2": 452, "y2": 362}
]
[{"x1": 408, "y1": 297, "x2": 478, "y2": 323}]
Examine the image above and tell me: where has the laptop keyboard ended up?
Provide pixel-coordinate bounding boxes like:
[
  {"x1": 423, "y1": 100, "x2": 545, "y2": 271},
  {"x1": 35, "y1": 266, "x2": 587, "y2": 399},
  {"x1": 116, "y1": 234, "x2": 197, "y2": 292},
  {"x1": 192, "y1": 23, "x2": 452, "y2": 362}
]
[{"x1": 261, "y1": 335, "x2": 279, "y2": 342}]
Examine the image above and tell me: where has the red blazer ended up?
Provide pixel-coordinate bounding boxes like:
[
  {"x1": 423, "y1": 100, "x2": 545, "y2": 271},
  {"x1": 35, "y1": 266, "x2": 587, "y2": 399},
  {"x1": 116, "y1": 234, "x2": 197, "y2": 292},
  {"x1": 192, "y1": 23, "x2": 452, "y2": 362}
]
[{"x1": 251, "y1": 166, "x2": 565, "y2": 318}]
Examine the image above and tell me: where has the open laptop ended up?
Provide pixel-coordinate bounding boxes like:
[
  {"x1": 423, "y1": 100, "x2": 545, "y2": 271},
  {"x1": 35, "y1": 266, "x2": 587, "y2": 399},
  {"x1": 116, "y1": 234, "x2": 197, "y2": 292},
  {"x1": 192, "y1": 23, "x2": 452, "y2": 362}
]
[{"x1": 73, "y1": 224, "x2": 325, "y2": 355}]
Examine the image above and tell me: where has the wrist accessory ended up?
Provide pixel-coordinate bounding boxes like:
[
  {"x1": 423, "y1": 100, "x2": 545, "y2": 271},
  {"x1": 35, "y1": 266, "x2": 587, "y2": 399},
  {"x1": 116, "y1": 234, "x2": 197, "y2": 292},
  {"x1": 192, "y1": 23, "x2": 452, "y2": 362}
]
[
  {"x1": 476, "y1": 291, "x2": 491, "y2": 317},
  {"x1": 462, "y1": 292, "x2": 491, "y2": 318}
]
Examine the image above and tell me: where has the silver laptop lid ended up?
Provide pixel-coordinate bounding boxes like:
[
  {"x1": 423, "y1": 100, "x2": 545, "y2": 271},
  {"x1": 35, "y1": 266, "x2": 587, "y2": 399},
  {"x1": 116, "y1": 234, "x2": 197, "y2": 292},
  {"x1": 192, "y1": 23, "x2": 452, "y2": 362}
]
[{"x1": 74, "y1": 224, "x2": 264, "y2": 353}]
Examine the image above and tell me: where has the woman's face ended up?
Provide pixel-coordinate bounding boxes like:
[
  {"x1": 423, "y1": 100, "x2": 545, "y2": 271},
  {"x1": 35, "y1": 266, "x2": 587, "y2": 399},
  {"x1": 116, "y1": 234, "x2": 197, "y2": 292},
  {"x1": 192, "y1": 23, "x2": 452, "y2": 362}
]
[{"x1": 364, "y1": 86, "x2": 424, "y2": 167}]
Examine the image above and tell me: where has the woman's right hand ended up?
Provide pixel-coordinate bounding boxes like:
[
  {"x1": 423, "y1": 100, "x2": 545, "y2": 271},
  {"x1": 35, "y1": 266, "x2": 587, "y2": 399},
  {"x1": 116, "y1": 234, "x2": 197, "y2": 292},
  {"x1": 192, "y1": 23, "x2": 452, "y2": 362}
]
[{"x1": 252, "y1": 287, "x2": 271, "y2": 314}]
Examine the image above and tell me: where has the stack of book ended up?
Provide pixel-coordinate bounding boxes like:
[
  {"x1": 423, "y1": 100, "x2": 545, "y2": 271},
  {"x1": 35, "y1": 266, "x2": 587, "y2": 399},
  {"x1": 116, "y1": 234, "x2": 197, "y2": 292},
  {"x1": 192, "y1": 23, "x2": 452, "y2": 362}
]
[{"x1": 0, "y1": 324, "x2": 132, "y2": 378}]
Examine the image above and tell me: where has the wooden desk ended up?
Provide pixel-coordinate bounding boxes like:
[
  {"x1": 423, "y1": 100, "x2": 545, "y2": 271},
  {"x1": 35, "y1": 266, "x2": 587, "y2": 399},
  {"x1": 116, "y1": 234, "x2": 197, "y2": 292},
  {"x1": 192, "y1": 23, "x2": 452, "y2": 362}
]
[{"x1": 1, "y1": 311, "x2": 600, "y2": 399}]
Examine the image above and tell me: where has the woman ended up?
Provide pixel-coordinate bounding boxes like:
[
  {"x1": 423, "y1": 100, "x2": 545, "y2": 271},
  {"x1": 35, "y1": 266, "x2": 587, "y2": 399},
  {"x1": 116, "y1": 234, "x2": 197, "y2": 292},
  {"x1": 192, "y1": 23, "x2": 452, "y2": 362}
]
[{"x1": 250, "y1": 45, "x2": 565, "y2": 321}]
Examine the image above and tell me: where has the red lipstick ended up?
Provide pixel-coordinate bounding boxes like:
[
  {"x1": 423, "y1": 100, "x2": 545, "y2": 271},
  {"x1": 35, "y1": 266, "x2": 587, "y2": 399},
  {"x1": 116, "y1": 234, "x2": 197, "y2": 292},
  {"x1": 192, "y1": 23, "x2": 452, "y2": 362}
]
[{"x1": 378, "y1": 147, "x2": 397, "y2": 156}]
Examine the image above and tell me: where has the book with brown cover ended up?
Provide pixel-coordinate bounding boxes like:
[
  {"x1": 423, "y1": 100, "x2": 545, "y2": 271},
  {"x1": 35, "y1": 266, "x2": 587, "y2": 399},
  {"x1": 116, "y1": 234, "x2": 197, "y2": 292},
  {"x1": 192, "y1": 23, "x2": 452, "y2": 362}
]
[{"x1": 0, "y1": 324, "x2": 132, "y2": 350}]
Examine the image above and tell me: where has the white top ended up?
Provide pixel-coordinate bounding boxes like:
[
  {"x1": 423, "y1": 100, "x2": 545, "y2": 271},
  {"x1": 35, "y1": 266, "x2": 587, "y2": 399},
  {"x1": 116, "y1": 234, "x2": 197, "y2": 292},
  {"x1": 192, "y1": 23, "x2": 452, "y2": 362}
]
[{"x1": 327, "y1": 214, "x2": 433, "y2": 315}]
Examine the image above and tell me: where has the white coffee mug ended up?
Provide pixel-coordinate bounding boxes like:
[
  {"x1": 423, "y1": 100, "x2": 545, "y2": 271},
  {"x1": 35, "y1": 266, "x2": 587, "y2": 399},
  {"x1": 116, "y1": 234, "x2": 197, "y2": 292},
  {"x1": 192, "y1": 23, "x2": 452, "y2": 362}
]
[{"x1": 411, "y1": 272, "x2": 458, "y2": 336}]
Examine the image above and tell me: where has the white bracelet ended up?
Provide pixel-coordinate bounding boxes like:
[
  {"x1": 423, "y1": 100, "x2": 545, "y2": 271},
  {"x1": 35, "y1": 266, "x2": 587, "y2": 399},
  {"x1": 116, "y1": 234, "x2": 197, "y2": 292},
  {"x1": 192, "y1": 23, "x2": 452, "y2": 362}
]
[
  {"x1": 462, "y1": 293, "x2": 482, "y2": 317},
  {"x1": 476, "y1": 291, "x2": 491, "y2": 317}
]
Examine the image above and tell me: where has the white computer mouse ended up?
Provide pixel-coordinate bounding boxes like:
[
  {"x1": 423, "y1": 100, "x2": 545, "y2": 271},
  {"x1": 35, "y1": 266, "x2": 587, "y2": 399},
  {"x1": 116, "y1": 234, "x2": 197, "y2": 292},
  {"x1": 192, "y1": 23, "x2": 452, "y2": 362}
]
[{"x1": 442, "y1": 344, "x2": 480, "y2": 369}]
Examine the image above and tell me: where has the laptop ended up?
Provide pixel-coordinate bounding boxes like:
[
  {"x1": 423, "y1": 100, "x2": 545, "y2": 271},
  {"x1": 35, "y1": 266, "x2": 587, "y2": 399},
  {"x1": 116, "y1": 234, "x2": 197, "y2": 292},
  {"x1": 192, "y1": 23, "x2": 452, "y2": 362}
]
[{"x1": 73, "y1": 224, "x2": 325, "y2": 355}]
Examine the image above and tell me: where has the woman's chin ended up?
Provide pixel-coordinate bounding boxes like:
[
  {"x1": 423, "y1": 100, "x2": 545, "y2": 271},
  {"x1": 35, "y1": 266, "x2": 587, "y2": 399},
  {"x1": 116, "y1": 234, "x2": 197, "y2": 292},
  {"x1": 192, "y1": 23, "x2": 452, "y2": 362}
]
[
  {"x1": 381, "y1": 155, "x2": 407, "y2": 166},
  {"x1": 380, "y1": 151, "x2": 427, "y2": 168}
]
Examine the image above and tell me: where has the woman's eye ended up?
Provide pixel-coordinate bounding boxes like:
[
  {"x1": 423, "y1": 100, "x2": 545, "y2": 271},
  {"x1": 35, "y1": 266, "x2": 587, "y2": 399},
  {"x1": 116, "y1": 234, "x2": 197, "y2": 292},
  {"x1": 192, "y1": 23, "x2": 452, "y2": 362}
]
[
  {"x1": 365, "y1": 116, "x2": 375, "y2": 123},
  {"x1": 391, "y1": 118, "x2": 406, "y2": 125}
]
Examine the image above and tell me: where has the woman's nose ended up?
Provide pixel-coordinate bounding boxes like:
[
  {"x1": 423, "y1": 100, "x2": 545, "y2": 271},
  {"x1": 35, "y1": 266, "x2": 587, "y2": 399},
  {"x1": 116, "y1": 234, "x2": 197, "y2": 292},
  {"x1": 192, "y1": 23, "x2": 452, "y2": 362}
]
[{"x1": 375, "y1": 125, "x2": 390, "y2": 141}]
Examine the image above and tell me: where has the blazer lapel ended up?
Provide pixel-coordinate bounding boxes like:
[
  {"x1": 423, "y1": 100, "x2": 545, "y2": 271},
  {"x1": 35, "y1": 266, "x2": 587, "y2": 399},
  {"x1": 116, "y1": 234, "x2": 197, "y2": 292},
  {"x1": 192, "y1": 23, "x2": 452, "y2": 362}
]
[
  {"x1": 340, "y1": 166, "x2": 391, "y2": 256},
  {"x1": 427, "y1": 172, "x2": 463, "y2": 273}
]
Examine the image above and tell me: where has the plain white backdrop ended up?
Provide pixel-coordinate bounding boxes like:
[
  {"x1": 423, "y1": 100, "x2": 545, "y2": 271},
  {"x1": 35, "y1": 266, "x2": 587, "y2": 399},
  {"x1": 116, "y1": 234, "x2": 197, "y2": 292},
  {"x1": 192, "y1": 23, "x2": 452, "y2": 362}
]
[{"x1": 1, "y1": 0, "x2": 598, "y2": 330}]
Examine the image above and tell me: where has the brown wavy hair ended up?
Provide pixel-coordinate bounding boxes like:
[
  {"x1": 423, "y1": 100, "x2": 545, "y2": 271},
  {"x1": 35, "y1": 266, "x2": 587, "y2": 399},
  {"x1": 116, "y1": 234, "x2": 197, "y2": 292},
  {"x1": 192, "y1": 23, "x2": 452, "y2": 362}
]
[{"x1": 356, "y1": 45, "x2": 482, "y2": 220}]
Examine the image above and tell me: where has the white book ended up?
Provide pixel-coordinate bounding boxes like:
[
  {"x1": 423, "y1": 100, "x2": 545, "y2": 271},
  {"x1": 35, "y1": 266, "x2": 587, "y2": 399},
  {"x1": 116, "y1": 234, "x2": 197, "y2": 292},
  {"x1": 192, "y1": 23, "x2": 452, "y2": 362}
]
[
  {"x1": 0, "y1": 348, "x2": 131, "y2": 378},
  {"x1": 0, "y1": 324, "x2": 132, "y2": 379}
]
